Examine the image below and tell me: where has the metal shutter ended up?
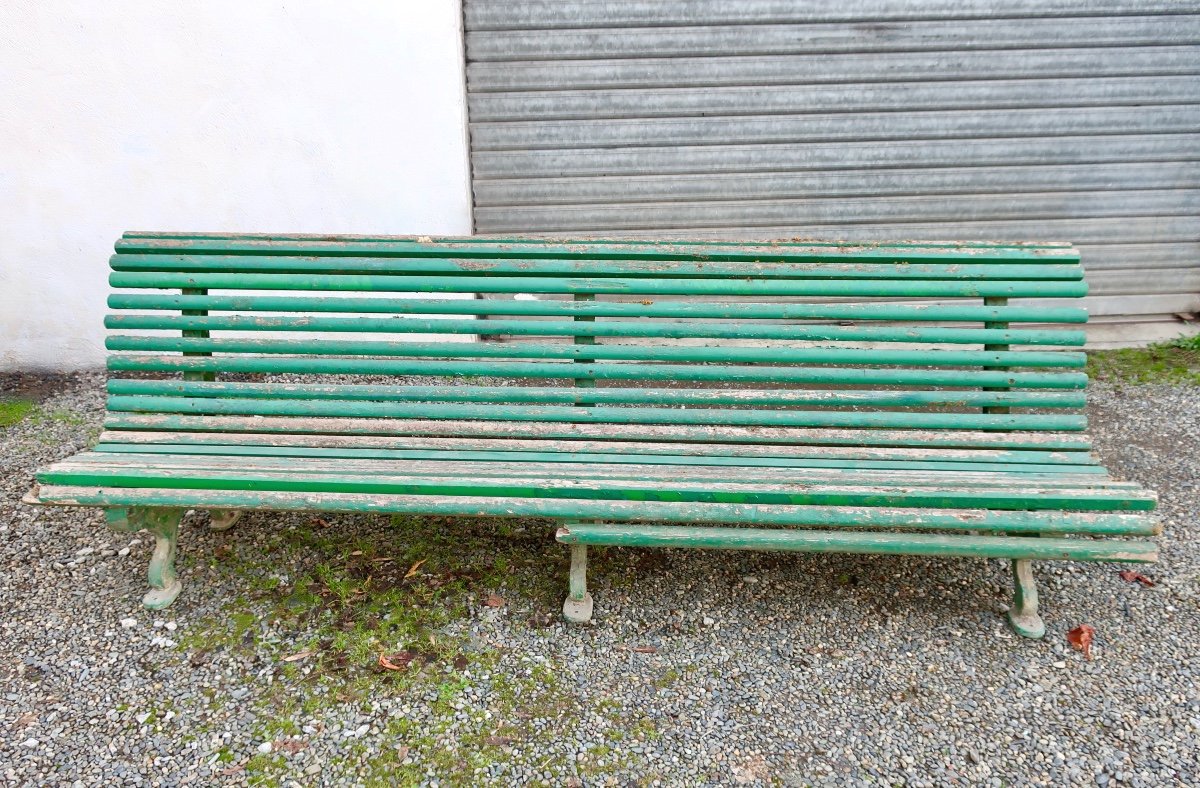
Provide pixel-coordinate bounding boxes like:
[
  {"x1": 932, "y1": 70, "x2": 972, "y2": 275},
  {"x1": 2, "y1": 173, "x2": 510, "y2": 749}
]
[{"x1": 463, "y1": 1, "x2": 1200, "y2": 340}]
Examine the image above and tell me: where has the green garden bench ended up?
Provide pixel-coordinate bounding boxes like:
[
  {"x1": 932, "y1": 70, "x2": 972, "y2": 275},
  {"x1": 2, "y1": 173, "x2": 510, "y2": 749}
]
[{"x1": 26, "y1": 232, "x2": 1159, "y2": 638}]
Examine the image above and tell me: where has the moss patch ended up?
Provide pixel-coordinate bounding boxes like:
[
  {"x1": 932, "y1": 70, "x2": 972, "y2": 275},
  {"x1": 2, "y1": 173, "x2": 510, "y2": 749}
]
[
  {"x1": 171, "y1": 513, "x2": 644, "y2": 784},
  {"x1": 1086, "y1": 343, "x2": 1200, "y2": 386},
  {"x1": 0, "y1": 399, "x2": 35, "y2": 428}
]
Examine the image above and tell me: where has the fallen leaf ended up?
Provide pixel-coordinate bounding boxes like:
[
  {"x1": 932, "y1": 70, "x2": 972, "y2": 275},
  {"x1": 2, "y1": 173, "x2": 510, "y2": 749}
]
[
  {"x1": 632, "y1": 645, "x2": 658, "y2": 654},
  {"x1": 485, "y1": 735, "x2": 513, "y2": 746},
  {"x1": 13, "y1": 712, "x2": 37, "y2": 728},
  {"x1": 395, "y1": 744, "x2": 410, "y2": 760},
  {"x1": 484, "y1": 593, "x2": 505, "y2": 608},
  {"x1": 404, "y1": 559, "x2": 427, "y2": 579},
  {"x1": 1118, "y1": 569, "x2": 1155, "y2": 587},
  {"x1": 275, "y1": 738, "x2": 307, "y2": 755},
  {"x1": 378, "y1": 650, "x2": 417, "y2": 671},
  {"x1": 349, "y1": 550, "x2": 364, "y2": 557},
  {"x1": 281, "y1": 649, "x2": 315, "y2": 663},
  {"x1": 1067, "y1": 624, "x2": 1096, "y2": 660},
  {"x1": 220, "y1": 760, "x2": 247, "y2": 776},
  {"x1": 527, "y1": 611, "x2": 554, "y2": 628}
]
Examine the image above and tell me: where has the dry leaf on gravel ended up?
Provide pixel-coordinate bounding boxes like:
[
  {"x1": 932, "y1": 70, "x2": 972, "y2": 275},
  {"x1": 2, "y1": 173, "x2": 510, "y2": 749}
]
[
  {"x1": 274, "y1": 739, "x2": 307, "y2": 755},
  {"x1": 1118, "y1": 569, "x2": 1155, "y2": 587},
  {"x1": 220, "y1": 761, "x2": 247, "y2": 776},
  {"x1": 378, "y1": 650, "x2": 417, "y2": 671},
  {"x1": 1067, "y1": 624, "x2": 1096, "y2": 660},
  {"x1": 403, "y1": 559, "x2": 427, "y2": 579},
  {"x1": 280, "y1": 649, "x2": 315, "y2": 663}
]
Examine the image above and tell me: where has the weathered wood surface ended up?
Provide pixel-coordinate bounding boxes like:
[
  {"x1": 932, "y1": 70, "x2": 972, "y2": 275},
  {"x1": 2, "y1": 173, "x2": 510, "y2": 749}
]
[
  {"x1": 100, "y1": 414, "x2": 1095, "y2": 450},
  {"x1": 553, "y1": 524, "x2": 1157, "y2": 563},
  {"x1": 105, "y1": 380, "x2": 1088, "y2": 407},
  {"x1": 29, "y1": 485, "x2": 1158, "y2": 537},
  {"x1": 109, "y1": 292, "x2": 1088, "y2": 323},
  {"x1": 50, "y1": 451, "x2": 1131, "y2": 490}
]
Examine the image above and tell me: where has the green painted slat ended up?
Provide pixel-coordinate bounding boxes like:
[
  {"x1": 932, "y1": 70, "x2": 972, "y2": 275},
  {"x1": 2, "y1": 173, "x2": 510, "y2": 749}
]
[
  {"x1": 105, "y1": 396, "x2": 1088, "y2": 432},
  {"x1": 105, "y1": 336, "x2": 1086, "y2": 369},
  {"x1": 98, "y1": 429, "x2": 1098, "y2": 466},
  {"x1": 121, "y1": 231, "x2": 1075, "y2": 252},
  {"x1": 89, "y1": 441, "x2": 1103, "y2": 475},
  {"x1": 35, "y1": 466, "x2": 1154, "y2": 511},
  {"x1": 107, "y1": 294, "x2": 1090, "y2": 324},
  {"x1": 109, "y1": 253, "x2": 1083, "y2": 281},
  {"x1": 105, "y1": 355, "x2": 1089, "y2": 388},
  {"x1": 105, "y1": 311, "x2": 1089, "y2": 345},
  {"x1": 100, "y1": 413, "x2": 1094, "y2": 450},
  {"x1": 105, "y1": 379, "x2": 1088, "y2": 409},
  {"x1": 66, "y1": 450, "x2": 1120, "y2": 488},
  {"x1": 103, "y1": 313, "x2": 1086, "y2": 347},
  {"x1": 554, "y1": 524, "x2": 1155, "y2": 562},
  {"x1": 107, "y1": 271, "x2": 1090, "y2": 298},
  {"x1": 113, "y1": 236, "x2": 1081, "y2": 263},
  {"x1": 32, "y1": 485, "x2": 1152, "y2": 536}
]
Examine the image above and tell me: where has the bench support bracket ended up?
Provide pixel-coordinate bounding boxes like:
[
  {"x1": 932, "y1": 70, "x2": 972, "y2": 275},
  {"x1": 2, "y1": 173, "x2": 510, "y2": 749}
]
[
  {"x1": 562, "y1": 543, "x2": 594, "y2": 624},
  {"x1": 1006, "y1": 558, "x2": 1045, "y2": 639},
  {"x1": 106, "y1": 507, "x2": 184, "y2": 610}
]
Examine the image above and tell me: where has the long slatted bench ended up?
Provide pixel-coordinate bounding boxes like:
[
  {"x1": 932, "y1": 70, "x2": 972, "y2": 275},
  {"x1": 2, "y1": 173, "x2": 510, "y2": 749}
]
[{"x1": 25, "y1": 232, "x2": 1158, "y2": 638}]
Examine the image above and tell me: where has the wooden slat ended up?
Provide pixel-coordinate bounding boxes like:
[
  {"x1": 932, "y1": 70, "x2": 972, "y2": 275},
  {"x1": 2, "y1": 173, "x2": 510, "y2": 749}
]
[
  {"x1": 106, "y1": 356, "x2": 1088, "y2": 388},
  {"x1": 90, "y1": 441, "x2": 1102, "y2": 475},
  {"x1": 108, "y1": 253, "x2": 1084, "y2": 280},
  {"x1": 107, "y1": 293, "x2": 1090, "y2": 323},
  {"x1": 104, "y1": 336, "x2": 1086, "y2": 368},
  {"x1": 113, "y1": 235, "x2": 1081, "y2": 263},
  {"x1": 105, "y1": 380, "x2": 1089, "y2": 409},
  {"x1": 37, "y1": 464, "x2": 1154, "y2": 510},
  {"x1": 59, "y1": 451, "x2": 1124, "y2": 488},
  {"x1": 31, "y1": 485, "x2": 1156, "y2": 536},
  {"x1": 103, "y1": 313, "x2": 1086, "y2": 346},
  {"x1": 120, "y1": 231, "x2": 1075, "y2": 250},
  {"x1": 97, "y1": 431, "x2": 1098, "y2": 466},
  {"x1": 100, "y1": 414, "x2": 1095, "y2": 449},
  {"x1": 104, "y1": 395, "x2": 1088, "y2": 432},
  {"x1": 108, "y1": 270, "x2": 1090, "y2": 298},
  {"x1": 555, "y1": 524, "x2": 1157, "y2": 562}
]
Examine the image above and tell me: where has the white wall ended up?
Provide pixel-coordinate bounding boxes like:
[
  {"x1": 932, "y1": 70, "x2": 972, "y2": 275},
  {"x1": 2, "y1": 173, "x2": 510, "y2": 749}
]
[{"x1": 0, "y1": 1, "x2": 474, "y2": 370}]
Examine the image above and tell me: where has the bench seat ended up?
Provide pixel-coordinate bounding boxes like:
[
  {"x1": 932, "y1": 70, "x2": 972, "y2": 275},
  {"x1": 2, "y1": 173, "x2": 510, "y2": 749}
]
[{"x1": 25, "y1": 232, "x2": 1159, "y2": 637}]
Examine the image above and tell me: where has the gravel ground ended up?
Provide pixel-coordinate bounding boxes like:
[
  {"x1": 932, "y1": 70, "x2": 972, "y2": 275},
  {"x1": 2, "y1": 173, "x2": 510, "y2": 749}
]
[{"x1": 1, "y1": 372, "x2": 1198, "y2": 787}]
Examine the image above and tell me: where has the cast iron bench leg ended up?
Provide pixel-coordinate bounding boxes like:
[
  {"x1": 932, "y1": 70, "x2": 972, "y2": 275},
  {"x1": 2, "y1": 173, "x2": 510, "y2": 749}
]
[
  {"x1": 1007, "y1": 558, "x2": 1046, "y2": 639},
  {"x1": 208, "y1": 510, "x2": 242, "y2": 532},
  {"x1": 562, "y1": 543, "x2": 594, "y2": 624},
  {"x1": 106, "y1": 507, "x2": 184, "y2": 610}
]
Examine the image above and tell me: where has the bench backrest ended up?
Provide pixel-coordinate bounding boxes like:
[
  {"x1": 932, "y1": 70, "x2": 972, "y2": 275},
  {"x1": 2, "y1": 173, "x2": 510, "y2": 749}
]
[{"x1": 102, "y1": 233, "x2": 1091, "y2": 458}]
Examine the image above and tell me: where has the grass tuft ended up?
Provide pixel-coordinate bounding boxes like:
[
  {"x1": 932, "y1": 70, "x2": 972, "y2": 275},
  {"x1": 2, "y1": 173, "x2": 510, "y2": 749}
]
[
  {"x1": 1086, "y1": 341, "x2": 1200, "y2": 386},
  {"x1": 0, "y1": 399, "x2": 35, "y2": 428}
]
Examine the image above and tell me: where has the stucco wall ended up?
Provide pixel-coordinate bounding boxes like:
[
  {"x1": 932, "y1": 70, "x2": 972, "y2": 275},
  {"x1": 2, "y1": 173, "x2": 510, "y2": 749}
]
[{"x1": 0, "y1": 1, "x2": 473, "y2": 370}]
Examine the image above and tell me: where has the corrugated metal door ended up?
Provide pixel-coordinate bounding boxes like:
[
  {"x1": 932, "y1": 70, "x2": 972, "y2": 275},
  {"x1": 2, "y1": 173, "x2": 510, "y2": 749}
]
[{"x1": 463, "y1": 1, "x2": 1200, "y2": 335}]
